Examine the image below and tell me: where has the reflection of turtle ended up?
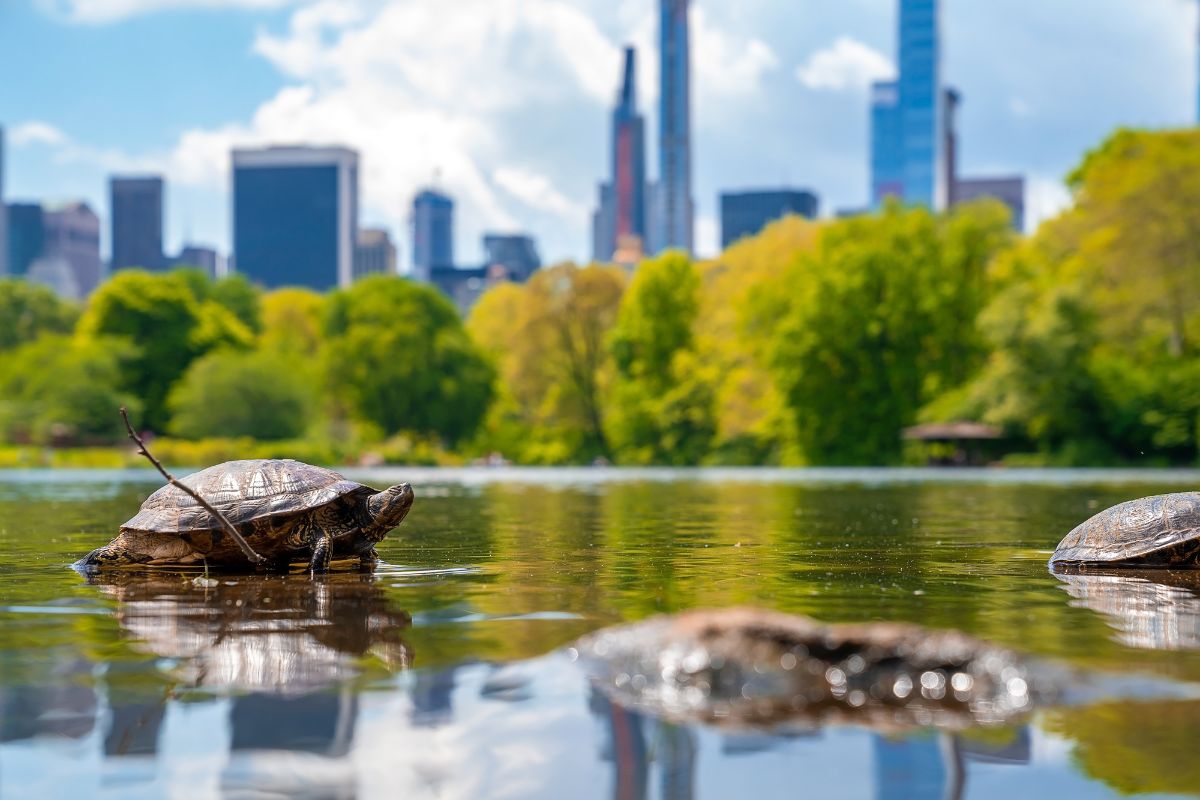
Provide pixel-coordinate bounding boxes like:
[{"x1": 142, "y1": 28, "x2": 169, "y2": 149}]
[
  {"x1": 77, "y1": 459, "x2": 413, "y2": 572},
  {"x1": 1050, "y1": 493, "x2": 1200, "y2": 568},
  {"x1": 88, "y1": 571, "x2": 412, "y2": 691}
]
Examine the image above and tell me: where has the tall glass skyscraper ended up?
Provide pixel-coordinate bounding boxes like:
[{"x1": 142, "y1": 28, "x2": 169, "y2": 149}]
[
  {"x1": 657, "y1": 0, "x2": 693, "y2": 254},
  {"x1": 871, "y1": 0, "x2": 942, "y2": 209},
  {"x1": 411, "y1": 189, "x2": 454, "y2": 282},
  {"x1": 110, "y1": 175, "x2": 165, "y2": 271},
  {"x1": 232, "y1": 146, "x2": 359, "y2": 290},
  {"x1": 592, "y1": 46, "x2": 647, "y2": 262}
]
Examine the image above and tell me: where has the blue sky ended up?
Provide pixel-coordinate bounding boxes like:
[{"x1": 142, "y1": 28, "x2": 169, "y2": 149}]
[{"x1": 1, "y1": 0, "x2": 1196, "y2": 268}]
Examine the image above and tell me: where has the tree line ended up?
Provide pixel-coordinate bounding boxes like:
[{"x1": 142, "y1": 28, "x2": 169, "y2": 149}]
[{"x1": 1, "y1": 127, "x2": 1197, "y2": 466}]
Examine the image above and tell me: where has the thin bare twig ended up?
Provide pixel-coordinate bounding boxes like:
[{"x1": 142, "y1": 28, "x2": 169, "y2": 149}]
[{"x1": 120, "y1": 407, "x2": 265, "y2": 565}]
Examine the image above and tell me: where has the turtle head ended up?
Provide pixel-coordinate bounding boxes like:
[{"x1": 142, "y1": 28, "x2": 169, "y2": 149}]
[{"x1": 364, "y1": 483, "x2": 415, "y2": 540}]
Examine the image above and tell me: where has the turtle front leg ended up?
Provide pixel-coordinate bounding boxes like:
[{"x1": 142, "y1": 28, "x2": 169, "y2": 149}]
[{"x1": 309, "y1": 532, "x2": 334, "y2": 574}]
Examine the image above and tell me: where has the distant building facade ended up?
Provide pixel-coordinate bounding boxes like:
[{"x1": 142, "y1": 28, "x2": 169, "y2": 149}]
[
  {"x1": 483, "y1": 233, "x2": 540, "y2": 282},
  {"x1": 354, "y1": 228, "x2": 397, "y2": 279},
  {"x1": 42, "y1": 202, "x2": 102, "y2": 296},
  {"x1": 954, "y1": 176, "x2": 1026, "y2": 231},
  {"x1": 430, "y1": 264, "x2": 493, "y2": 316},
  {"x1": 870, "y1": 81, "x2": 904, "y2": 206},
  {"x1": 171, "y1": 244, "x2": 222, "y2": 278},
  {"x1": 110, "y1": 175, "x2": 164, "y2": 271},
  {"x1": 719, "y1": 189, "x2": 818, "y2": 249},
  {"x1": 871, "y1": 0, "x2": 943, "y2": 209},
  {"x1": 593, "y1": 47, "x2": 647, "y2": 262},
  {"x1": 232, "y1": 146, "x2": 359, "y2": 290},
  {"x1": 7, "y1": 203, "x2": 44, "y2": 278},
  {"x1": 411, "y1": 189, "x2": 453, "y2": 282},
  {"x1": 656, "y1": 0, "x2": 694, "y2": 254}
]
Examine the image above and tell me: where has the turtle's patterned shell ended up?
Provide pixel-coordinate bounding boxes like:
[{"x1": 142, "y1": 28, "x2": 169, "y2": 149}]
[
  {"x1": 122, "y1": 459, "x2": 373, "y2": 535},
  {"x1": 1050, "y1": 492, "x2": 1200, "y2": 565}
]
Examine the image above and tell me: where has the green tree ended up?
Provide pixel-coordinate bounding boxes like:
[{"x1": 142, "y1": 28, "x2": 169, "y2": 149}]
[
  {"x1": 261, "y1": 287, "x2": 325, "y2": 356},
  {"x1": 468, "y1": 263, "x2": 626, "y2": 462},
  {"x1": 0, "y1": 279, "x2": 78, "y2": 351},
  {"x1": 929, "y1": 128, "x2": 1200, "y2": 464},
  {"x1": 77, "y1": 270, "x2": 253, "y2": 431},
  {"x1": 325, "y1": 276, "x2": 494, "y2": 444},
  {"x1": 607, "y1": 252, "x2": 716, "y2": 464},
  {"x1": 762, "y1": 203, "x2": 1011, "y2": 464},
  {"x1": 0, "y1": 335, "x2": 140, "y2": 444},
  {"x1": 168, "y1": 349, "x2": 313, "y2": 440}
]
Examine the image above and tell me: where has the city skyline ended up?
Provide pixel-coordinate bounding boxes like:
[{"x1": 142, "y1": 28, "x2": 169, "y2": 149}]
[{"x1": 2, "y1": 0, "x2": 1198, "y2": 267}]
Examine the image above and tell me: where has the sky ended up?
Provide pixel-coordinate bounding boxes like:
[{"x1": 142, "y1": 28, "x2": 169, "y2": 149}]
[{"x1": 0, "y1": 0, "x2": 1196, "y2": 270}]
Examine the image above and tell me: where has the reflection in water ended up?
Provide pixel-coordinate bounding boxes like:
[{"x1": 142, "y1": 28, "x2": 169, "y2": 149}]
[
  {"x1": 87, "y1": 571, "x2": 412, "y2": 692},
  {"x1": 1053, "y1": 568, "x2": 1200, "y2": 650},
  {"x1": 0, "y1": 656, "x2": 96, "y2": 743}
]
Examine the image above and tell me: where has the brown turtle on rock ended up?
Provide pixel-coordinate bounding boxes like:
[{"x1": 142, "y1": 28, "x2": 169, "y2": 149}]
[
  {"x1": 77, "y1": 459, "x2": 413, "y2": 572},
  {"x1": 1050, "y1": 492, "x2": 1200, "y2": 568}
]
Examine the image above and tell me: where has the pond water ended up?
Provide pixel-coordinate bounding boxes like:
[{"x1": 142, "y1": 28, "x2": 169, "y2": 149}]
[{"x1": 2, "y1": 467, "x2": 1200, "y2": 799}]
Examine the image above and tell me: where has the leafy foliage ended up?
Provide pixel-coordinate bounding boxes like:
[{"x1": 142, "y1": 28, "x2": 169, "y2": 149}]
[
  {"x1": 0, "y1": 335, "x2": 140, "y2": 444},
  {"x1": 77, "y1": 270, "x2": 253, "y2": 431},
  {"x1": 607, "y1": 252, "x2": 716, "y2": 464},
  {"x1": 0, "y1": 279, "x2": 78, "y2": 352},
  {"x1": 468, "y1": 263, "x2": 626, "y2": 462},
  {"x1": 168, "y1": 349, "x2": 313, "y2": 440},
  {"x1": 325, "y1": 276, "x2": 494, "y2": 444}
]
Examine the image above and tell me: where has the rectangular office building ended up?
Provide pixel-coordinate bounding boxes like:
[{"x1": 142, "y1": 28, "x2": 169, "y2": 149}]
[
  {"x1": 111, "y1": 175, "x2": 164, "y2": 271},
  {"x1": 720, "y1": 189, "x2": 818, "y2": 249},
  {"x1": 232, "y1": 146, "x2": 359, "y2": 290}
]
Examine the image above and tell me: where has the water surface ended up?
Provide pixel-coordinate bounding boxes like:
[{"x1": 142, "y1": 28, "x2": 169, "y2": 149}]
[{"x1": 2, "y1": 467, "x2": 1200, "y2": 798}]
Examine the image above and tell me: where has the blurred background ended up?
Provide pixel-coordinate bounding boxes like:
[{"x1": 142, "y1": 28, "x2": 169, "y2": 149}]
[{"x1": 0, "y1": 0, "x2": 1197, "y2": 468}]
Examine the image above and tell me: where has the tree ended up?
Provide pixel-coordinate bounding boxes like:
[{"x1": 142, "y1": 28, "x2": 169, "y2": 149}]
[
  {"x1": 325, "y1": 276, "x2": 494, "y2": 444},
  {"x1": 468, "y1": 263, "x2": 627, "y2": 462},
  {"x1": 168, "y1": 349, "x2": 313, "y2": 440},
  {"x1": 261, "y1": 287, "x2": 325, "y2": 356},
  {"x1": 927, "y1": 129, "x2": 1200, "y2": 464},
  {"x1": 699, "y1": 215, "x2": 819, "y2": 463},
  {"x1": 607, "y1": 252, "x2": 716, "y2": 464},
  {"x1": 77, "y1": 271, "x2": 253, "y2": 431},
  {"x1": 762, "y1": 203, "x2": 1012, "y2": 464},
  {"x1": 0, "y1": 279, "x2": 78, "y2": 351},
  {"x1": 0, "y1": 335, "x2": 140, "y2": 444}
]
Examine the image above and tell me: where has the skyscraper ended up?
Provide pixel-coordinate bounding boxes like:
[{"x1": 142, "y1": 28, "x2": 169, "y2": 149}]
[
  {"x1": 354, "y1": 228, "x2": 397, "y2": 279},
  {"x1": 719, "y1": 189, "x2": 819, "y2": 249},
  {"x1": 411, "y1": 189, "x2": 454, "y2": 282},
  {"x1": 483, "y1": 233, "x2": 540, "y2": 282},
  {"x1": 110, "y1": 175, "x2": 164, "y2": 271},
  {"x1": 657, "y1": 0, "x2": 693, "y2": 254},
  {"x1": 7, "y1": 203, "x2": 44, "y2": 278},
  {"x1": 42, "y1": 202, "x2": 102, "y2": 296},
  {"x1": 612, "y1": 47, "x2": 647, "y2": 255},
  {"x1": 871, "y1": 0, "x2": 943, "y2": 209},
  {"x1": 870, "y1": 81, "x2": 904, "y2": 206},
  {"x1": 592, "y1": 47, "x2": 647, "y2": 263},
  {"x1": 232, "y1": 146, "x2": 359, "y2": 290}
]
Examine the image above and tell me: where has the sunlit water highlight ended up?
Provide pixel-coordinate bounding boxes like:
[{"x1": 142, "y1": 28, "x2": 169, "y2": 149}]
[{"x1": 2, "y1": 467, "x2": 1200, "y2": 798}]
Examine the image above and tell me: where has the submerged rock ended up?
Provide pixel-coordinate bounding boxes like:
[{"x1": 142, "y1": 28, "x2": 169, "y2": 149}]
[{"x1": 573, "y1": 607, "x2": 1051, "y2": 731}]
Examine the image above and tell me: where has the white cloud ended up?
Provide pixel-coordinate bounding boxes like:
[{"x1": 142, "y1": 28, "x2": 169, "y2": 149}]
[
  {"x1": 1026, "y1": 175, "x2": 1073, "y2": 233},
  {"x1": 34, "y1": 0, "x2": 295, "y2": 24},
  {"x1": 795, "y1": 36, "x2": 894, "y2": 91},
  {"x1": 493, "y1": 166, "x2": 585, "y2": 220},
  {"x1": 693, "y1": 7, "x2": 779, "y2": 97},
  {"x1": 10, "y1": 121, "x2": 70, "y2": 147}
]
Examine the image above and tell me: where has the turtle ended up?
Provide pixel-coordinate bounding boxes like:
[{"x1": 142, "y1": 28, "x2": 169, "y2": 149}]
[
  {"x1": 76, "y1": 459, "x2": 414, "y2": 572},
  {"x1": 1050, "y1": 492, "x2": 1200, "y2": 568}
]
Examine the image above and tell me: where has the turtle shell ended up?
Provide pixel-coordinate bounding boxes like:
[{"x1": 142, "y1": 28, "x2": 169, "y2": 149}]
[
  {"x1": 1050, "y1": 492, "x2": 1200, "y2": 566},
  {"x1": 122, "y1": 459, "x2": 373, "y2": 535}
]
